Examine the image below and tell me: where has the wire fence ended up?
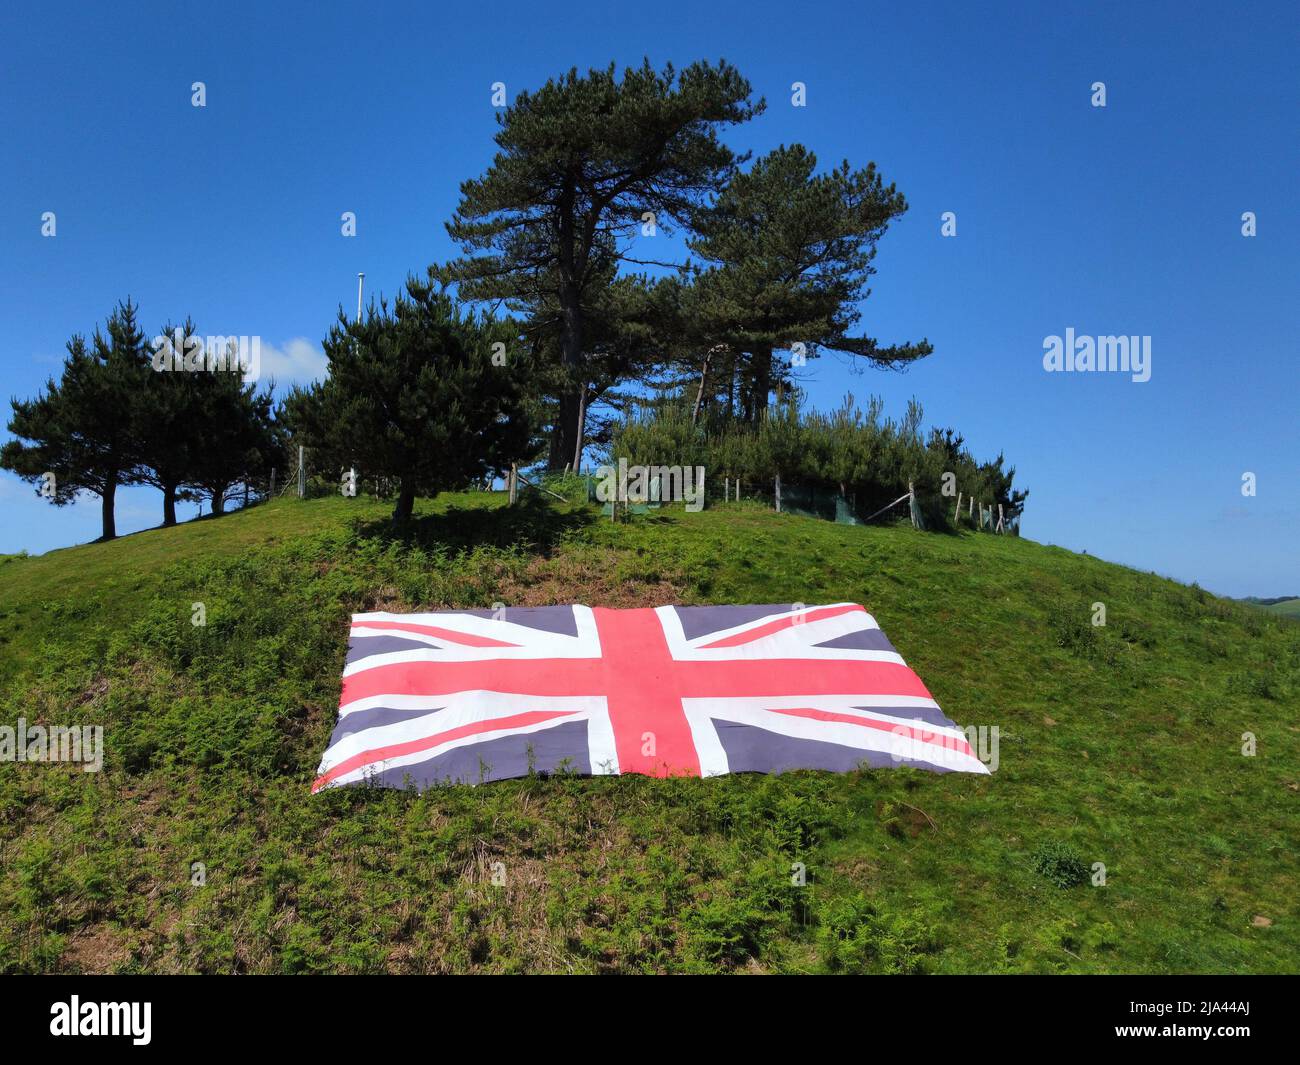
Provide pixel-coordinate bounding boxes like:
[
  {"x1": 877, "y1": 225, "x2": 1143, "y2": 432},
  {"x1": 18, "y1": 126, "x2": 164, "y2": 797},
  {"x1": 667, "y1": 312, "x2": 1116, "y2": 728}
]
[{"x1": 233, "y1": 450, "x2": 1019, "y2": 537}]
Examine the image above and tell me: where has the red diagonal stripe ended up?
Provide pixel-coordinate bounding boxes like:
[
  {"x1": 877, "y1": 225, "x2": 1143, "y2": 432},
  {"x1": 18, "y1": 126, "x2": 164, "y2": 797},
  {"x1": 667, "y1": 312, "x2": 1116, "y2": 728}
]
[
  {"x1": 697, "y1": 604, "x2": 865, "y2": 648},
  {"x1": 312, "y1": 709, "x2": 578, "y2": 791},
  {"x1": 352, "y1": 620, "x2": 520, "y2": 647},
  {"x1": 768, "y1": 707, "x2": 974, "y2": 757}
]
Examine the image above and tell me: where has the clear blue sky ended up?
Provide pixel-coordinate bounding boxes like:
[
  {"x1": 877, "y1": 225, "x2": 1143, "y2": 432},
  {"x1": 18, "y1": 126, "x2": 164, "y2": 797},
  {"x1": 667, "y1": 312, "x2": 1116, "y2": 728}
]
[{"x1": 1, "y1": 0, "x2": 1296, "y2": 597}]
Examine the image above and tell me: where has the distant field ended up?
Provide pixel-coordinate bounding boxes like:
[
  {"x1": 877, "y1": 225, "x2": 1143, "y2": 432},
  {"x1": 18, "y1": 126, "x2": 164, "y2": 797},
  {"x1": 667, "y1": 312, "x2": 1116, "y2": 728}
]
[
  {"x1": 0, "y1": 494, "x2": 1296, "y2": 973},
  {"x1": 1264, "y1": 599, "x2": 1300, "y2": 619}
]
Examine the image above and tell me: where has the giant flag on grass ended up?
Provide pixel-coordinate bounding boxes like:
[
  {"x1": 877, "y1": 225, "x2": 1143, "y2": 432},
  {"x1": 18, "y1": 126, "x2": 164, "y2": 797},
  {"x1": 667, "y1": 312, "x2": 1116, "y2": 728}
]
[{"x1": 313, "y1": 603, "x2": 989, "y2": 791}]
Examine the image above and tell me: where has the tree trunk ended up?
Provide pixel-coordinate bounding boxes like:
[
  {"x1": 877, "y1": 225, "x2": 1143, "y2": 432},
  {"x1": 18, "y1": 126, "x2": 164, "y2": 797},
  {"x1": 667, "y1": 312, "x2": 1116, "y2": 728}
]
[
  {"x1": 212, "y1": 486, "x2": 227, "y2": 515},
  {"x1": 693, "y1": 346, "x2": 717, "y2": 427},
  {"x1": 393, "y1": 477, "x2": 416, "y2": 522},
  {"x1": 551, "y1": 389, "x2": 583, "y2": 470},
  {"x1": 550, "y1": 269, "x2": 584, "y2": 469},
  {"x1": 162, "y1": 483, "x2": 178, "y2": 527},
  {"x1": 100, "y1": 477, "x2": 117, "y2": 541},
  {"x1": 751, "y1": 343, "x2": 773, "y2": 424},
  {"x1": 572, "y1": 382, "x2": 587, "y2": 472}
]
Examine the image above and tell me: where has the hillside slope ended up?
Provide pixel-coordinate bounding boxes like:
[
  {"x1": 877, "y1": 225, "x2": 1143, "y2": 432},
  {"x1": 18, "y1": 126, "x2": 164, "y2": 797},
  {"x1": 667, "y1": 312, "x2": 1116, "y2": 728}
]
[
  {"x1": 0, "y1": 493, "x2": 1296, "y2": 973},
  {"x1": 1265, "y1": 599, "x2": 1300, "y2": 619}
]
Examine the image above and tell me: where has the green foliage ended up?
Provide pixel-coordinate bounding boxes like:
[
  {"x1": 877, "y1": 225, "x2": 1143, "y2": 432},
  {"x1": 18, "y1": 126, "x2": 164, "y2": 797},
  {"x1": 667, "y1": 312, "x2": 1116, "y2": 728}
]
[
  {"x1": 817, "y1": 894, "x2": 937, "y2": 974},
  {"x1": 3, "y1": 301, "x2": 283, "y2": 536},
  {"x1": 1, "y1": 301, "x2": 152, "y2": 540},
  {"x1": 282, "y1": 282, "x2": 536, "y2": 520},
  {"x1": 1226, "y1": 668, "x2": 1290, "y2": 701},
  {"x1": 687, "y1": 143, "x2": 930, "y2": 421},
  {"x1": 440, "y1": 58, "x2": 762, "y2": 466},
  {"x1": 1030, "y1": 842, "x2": 1091, "y2": 888},
  {"x1": 1048, "y1": 601, "x2": 1099, "y2": 656},
  {"x1": 611, "y1": 395, "x2": 1026, "y2": 525},
  {"x1": 0, "y1": 494, "x2": 1296, "y2": 973}
]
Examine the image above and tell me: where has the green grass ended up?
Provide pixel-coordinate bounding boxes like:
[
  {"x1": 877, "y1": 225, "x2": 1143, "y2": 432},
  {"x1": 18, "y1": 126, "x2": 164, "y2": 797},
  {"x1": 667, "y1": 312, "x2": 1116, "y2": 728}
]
[
  {"x1": 0, "y1": 492, "x2": 1296, "y2": 973},
  {"x1": 1264, "y1": 599, "x2": 1300, "y2": 619}
]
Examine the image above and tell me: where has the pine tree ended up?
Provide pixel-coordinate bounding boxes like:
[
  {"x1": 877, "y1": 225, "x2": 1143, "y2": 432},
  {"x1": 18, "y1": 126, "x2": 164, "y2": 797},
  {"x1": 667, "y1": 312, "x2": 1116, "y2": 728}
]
[
  {"x1": 689, "y1": 145, "x2": 933, "y2": 424},
  {"x1": 137, "y1": 319, "x2": 207, "y2": 525},
  {"x1": 282, "y1": 280, "x2": 536, "y2": 521},
  {"x1": 182, "y1": 371, "x2": 281, "y2": 516},
  {"x1": 440, "y1": 59, "x2": 761, "y2": 467},
  {"x1": 1, "y1": 300, "x2": 150, "y2": 540}
]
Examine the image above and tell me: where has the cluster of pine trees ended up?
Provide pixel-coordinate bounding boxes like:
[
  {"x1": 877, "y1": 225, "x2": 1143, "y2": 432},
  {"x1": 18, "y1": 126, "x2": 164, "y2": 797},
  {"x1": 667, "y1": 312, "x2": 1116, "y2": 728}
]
[
  {"x1": 2, "y1": 301, "x2": 279, "y2": 540},
  {"x1": 283, "y1": 282, "x2": 536, "y2": 521},
  {"x1": 612, "y1": 396, "x2": 1027, "y2": 526},
  {"x1": 4, "y1": 59, "x2": 1026, "y2": 538},
  {"x1": 436, "y1": 59, "x2": 934, "y2": 467}
]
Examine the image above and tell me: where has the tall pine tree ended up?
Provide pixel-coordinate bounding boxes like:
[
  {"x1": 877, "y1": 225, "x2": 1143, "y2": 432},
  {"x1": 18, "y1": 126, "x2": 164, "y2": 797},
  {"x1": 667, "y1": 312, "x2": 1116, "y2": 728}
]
[
  {"x1": 182, "y1": 371, "x2": 281, "y2": 516},
  {"x1": 137, "y1": 319, "x2": 206, "y2": 525},
  {"x1": 1, "y1": 300, "x2": 150, "y2": 540},
  {"x1": 282, "y1": 280, "x2": 535, "y2": 521},
  {"x1": 688, "y1": 145, "x2": 932, "y2": 423},
  {"x1": 440, "y1": 59, "x2": 761, "y2": 467}
]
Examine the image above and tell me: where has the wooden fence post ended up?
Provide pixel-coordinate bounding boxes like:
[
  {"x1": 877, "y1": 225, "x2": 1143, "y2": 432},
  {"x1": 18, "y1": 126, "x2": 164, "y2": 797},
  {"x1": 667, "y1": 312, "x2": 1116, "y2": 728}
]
[
  {"x1": 508, "y1": 464, "x2": 518, "y2": 505},
  {"x1": 297, "y1": 446, "x2": 305, "y2": 498},
  {"x1": 775, "y1": 473, "x2": 782, "y2": 513},
  {"x1": 954, "y1": 490, "x2": 962, "y2": 524}
]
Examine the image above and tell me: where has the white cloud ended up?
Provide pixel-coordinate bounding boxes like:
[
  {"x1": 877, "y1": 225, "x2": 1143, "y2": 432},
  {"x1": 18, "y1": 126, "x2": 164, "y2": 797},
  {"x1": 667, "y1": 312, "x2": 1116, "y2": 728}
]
[{"x1": 250, "y1": 337, "x2": 327, "y2": 387}]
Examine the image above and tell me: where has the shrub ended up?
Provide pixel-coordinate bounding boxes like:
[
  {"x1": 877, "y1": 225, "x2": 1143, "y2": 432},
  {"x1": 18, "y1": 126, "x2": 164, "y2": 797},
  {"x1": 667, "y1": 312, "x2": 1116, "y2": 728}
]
[
  {"x1": 816, "y1": 892, "x2": 938, "y2": 974},
  {"x1": 1030, "y1": 841, "x2": 1090, "y2": 888},
  {"x1": 609, "y1": 395, "x2": 1026, "y2": 528}
]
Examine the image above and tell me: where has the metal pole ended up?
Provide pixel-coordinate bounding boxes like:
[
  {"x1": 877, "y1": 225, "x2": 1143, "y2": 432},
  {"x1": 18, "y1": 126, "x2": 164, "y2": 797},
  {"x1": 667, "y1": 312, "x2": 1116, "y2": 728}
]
[
  {"x1": 572, "y1": 382, "x2": 586, "y2": 472},
  {"x1": 356, "y1": 273, "x2": 365, "y2": 321}
]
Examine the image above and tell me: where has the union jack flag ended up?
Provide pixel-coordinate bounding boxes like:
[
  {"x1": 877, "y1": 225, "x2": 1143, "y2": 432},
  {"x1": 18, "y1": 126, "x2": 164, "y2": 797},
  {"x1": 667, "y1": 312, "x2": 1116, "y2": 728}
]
[{"x1": 313, "y1": 603, "x2": 989, "y2": 791}]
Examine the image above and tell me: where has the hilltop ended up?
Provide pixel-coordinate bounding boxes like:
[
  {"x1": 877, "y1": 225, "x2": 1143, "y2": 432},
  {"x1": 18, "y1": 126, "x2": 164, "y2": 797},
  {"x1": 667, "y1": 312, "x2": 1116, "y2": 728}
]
[
  {"x1": 1240, "y1": 597, "x2": 1300, "y2": 620},
  {"x1": 0, "y1": 493, "x2": 1296, "y2": 973}
]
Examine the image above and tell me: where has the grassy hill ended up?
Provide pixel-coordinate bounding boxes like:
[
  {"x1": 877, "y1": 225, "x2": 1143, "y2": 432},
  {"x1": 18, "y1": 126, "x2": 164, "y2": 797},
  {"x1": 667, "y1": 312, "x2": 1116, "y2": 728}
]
[
  {"x1": 0, "y1": 493, "x2": 1296, "y2": 973},
  {"x1": 1264, "y1": 599, "x2": 1300, "y2": 620}
]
